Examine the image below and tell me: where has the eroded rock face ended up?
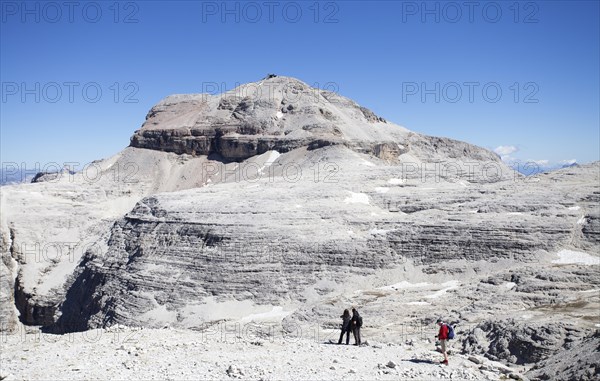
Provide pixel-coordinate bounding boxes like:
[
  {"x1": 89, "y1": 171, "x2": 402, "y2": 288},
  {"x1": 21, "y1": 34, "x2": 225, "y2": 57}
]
[
  {"x1": 462, "y1": 319, "x2": 600, "y2": 381},
  {"x1": 526, "y1": 331, "x2": 600, "y2": 381},
  {"x1": 0, "y1": 147, "x2": 216, "y2": 332},
  {"x1": 462, "y1": 319, "x2": 576, "y2": 364},
  {"x1": 53, "y1": 153, "x2": 599, "y2": 332}
]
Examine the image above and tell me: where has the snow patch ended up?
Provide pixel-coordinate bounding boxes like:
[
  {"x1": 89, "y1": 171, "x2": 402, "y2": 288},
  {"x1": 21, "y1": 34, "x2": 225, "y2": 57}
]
[
  {"x1": 276, "y1": 111, "x2": 283, "y2": 119},
  {"x1": 239, "y1": 306, "x2": 290, "y2": 323},
  {"x1": 344, "y1": 192, "x2": 369, "y2": 205},
  {"x1": 370, "y1": 228, "x2": 390, "y2": 235},
  {"x1": 378, "y1": 281, "x2": 430, "y2": 291},
  {"x1": 503, "y1": 282, "x2": 516, "y2": 290},
  {"x1": 577, "y1": 216, "x2": 586, "y2": 225},
  {"x1": 579, "y1": 288, "x2": 600, "y2": 293},
  {"x1": 552, "y1": 249, "x2": 599, "y2": 265},
  {"x1": 257, "y1": 150, "x2": 281, "y2": 175},
  {"x1": 424, "y1": 281, "x2": 460, "y2": 299},
  {"x1": 139, "y1": 303, "x2": 178, "y2": 324},
  {"x1": 405, "y1": 301, "x2": 431, "y2": 306},
  {"x1": 263, "y1": 150, "x2": 281, "y2": 166},
  {"x1": 374, "y1": 187, "x2": 389, "y2": 194},
  {"x1": 568, "y1": 206, "x2": 581, "y2": 211},
  {"x1": 387, "y1": 178, "x2": 405, "y2": 185}
]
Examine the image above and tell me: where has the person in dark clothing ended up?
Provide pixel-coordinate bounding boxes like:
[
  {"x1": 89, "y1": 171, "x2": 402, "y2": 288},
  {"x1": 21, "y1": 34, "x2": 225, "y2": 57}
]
[
  {"x1": 337, "y1": 309, "x2": 351, "y2": 345},
  {"x1": 350, "y1": 308, "x2": 362, "y2": 345}
]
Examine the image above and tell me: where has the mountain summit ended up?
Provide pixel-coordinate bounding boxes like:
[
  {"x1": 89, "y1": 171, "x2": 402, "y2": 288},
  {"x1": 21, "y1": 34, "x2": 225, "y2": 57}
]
[{"x1": 130, "y1": 76, "x2": 501, "y2": 165}]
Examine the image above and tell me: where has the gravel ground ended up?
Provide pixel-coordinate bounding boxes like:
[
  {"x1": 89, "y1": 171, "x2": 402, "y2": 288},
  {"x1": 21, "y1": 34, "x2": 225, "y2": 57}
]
[{"x1": 0, "y1": 326, "x2": 528, "y2": 380}]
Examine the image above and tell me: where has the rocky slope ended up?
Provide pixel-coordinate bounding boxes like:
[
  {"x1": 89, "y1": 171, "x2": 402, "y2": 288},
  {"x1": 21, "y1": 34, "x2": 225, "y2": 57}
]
[{"x1": 1, "y1": 75, "x2": 598, "y2": 380}]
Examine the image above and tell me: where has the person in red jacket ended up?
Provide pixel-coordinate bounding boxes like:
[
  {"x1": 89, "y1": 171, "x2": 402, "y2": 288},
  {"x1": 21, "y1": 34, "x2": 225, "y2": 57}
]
[{"x1": 436, "y1": 318, "x2": 449, "y2": 365}]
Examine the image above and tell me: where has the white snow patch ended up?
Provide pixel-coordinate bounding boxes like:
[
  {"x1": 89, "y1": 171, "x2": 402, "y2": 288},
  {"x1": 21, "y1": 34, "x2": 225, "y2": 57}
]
[
  {"x1": 264, "y1": 150, "x2": 281, "y2": 164},
  {"x1": 276, "y1": 111, "x2": 283, "y2": 119},
  {"x1": 374, "y1": 187, "x2": 389, "y2": 194},
  {"x1": 579, "y1": 288, "x2": 600, "y2": 293},
  {"x1": 503, "y1": 282, "x2": 516, "y2": 290},
  {"x1": 552, "y1": 249, "x2": 600, "y2": 265},
  {"x1": 387, "y1": 178, "x2": 405, "y2": 185},
  {"x1": 507, "y1": 212, "x2": 523, "y2": 216},
  {"x1": 239, "y1": 306, "x2": 290, "y2": 323},
  {"x1": 568, "y1": 206, "x2": 581, "y2": 211},
  {"x1": 595, "y1": 324, "x2": 600, "y2": 328},
  {"x1": 257, "y1": 150, "x2": 281, "y2": 176},
  {"x1": 405, "y1": 301, "x2": 431, "y2": 306},
  {"x1": 521, "y1": 314, "x2": 533, "y2": 320},
  {"x1": 344, "y1": 192, "x2": 369, "y2": 205},
  {"x1": 139, "y1": 303, "x2": 178, "y2": 324},
  {"x1": 361, "y1": 160, "x2": 376, "y2": 167},
  {"x1": 378, "y1": 281, "x2": 430, "y2": 291},
  {"x1": 424, "y1": 281, "x2": 460, "y2": 299},
  {"x1": 369, "y1": 228, "x2": 390, "y2": 235},
  {"x1": 468, "y1": 210, "x2": 479, "y2": 214},
  {"x1": 577, "y1": 216, "x2": 586, "y2": 225}
]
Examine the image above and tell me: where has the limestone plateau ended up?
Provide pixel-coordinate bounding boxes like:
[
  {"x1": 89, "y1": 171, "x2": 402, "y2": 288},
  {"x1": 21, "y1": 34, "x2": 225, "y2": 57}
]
[{"x1": 1, "y1": 76, "x2": 598, "y2": 380}]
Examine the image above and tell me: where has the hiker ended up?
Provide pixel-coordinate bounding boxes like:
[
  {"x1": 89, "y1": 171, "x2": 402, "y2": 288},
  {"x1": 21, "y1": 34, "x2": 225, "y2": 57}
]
[
  {"x1": 337, "y1": 309, "x2": 351, "y2": 345},
  {"x1": 436, "y1": 318, "x2": 449, "y2": 365},
  {"x1": 350, "y1": 308, "x2": 362, "y2": 345}
]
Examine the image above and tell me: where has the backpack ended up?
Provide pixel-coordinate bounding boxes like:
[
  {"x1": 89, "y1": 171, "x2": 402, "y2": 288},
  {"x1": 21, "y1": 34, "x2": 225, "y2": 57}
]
[
  {"x1": 357, "y1": 316, "x2": 363, "y2": 328},
  {"x1": 446, "y1": 324, "x2": 455, "y2": 340}
]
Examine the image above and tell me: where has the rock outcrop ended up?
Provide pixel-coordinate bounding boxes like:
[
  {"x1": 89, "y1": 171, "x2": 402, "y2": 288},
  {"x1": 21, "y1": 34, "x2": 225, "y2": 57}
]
[{"x1": 526, "y1": 331, "x2": 600, "y2": 381}]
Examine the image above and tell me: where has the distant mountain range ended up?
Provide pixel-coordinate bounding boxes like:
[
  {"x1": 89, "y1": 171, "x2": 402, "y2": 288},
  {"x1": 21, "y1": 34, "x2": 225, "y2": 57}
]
[
  {"x1": 510, "y1": 161, "x2": 579, "y2": 176},
  {"x1": 0, "y1": 167, "x2": 76, "y2": 186},
  {"x1": 1, "y1": 161, "x2": 582, "y2": 186},
  {"x1": 0, "y1": 168, "x2": 35, "y2": 185}
]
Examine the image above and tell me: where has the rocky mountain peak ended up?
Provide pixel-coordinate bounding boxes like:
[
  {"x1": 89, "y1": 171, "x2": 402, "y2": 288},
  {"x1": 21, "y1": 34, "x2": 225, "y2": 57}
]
[{"x1": 130, "y1": 76, "x2": 400, "y2": 162}]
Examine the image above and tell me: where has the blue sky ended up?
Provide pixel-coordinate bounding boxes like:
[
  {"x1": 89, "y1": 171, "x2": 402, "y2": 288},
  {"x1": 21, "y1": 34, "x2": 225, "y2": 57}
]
[{"x1": 1, "y1": 0, "x2": 599, "y2": 171}]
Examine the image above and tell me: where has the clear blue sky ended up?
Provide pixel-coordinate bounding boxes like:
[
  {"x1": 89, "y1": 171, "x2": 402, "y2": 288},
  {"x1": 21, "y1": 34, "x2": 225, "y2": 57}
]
[{"x1": 1, "y1": 0, "x2": 599, "y2": 170}]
